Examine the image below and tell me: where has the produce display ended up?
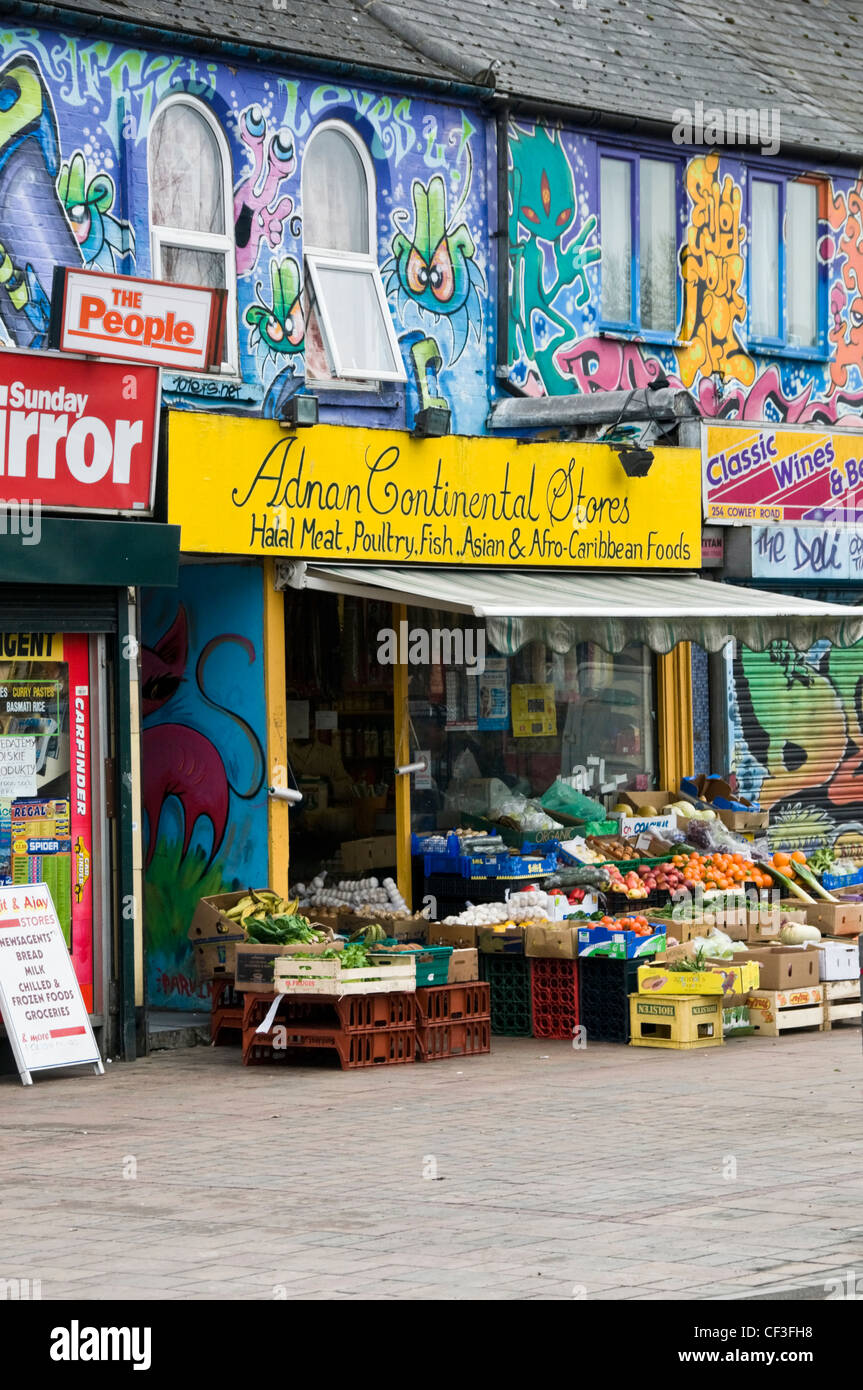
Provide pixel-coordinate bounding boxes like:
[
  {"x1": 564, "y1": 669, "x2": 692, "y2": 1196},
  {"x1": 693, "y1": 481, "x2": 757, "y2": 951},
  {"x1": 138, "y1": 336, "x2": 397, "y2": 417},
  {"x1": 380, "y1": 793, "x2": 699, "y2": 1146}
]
[
  {"x1": 595, "y1": 913, "x2": 656, "y2": 936},
  {"x1": 221, "y1": 888, "x2": 302, "y2": 926},
  {"x1": 669, "y1": 852, "x2": 773, "y2": 891},
  {"x1": 292, "y1": 872, "x2": 410, "y2": 914}
]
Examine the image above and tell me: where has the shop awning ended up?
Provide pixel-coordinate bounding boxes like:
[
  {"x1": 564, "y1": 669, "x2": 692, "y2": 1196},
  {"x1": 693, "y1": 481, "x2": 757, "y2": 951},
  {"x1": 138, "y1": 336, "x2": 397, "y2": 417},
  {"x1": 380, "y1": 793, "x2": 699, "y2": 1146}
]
[{"x1": 278, "y1": 563, "x2": 863, "y2": 654}]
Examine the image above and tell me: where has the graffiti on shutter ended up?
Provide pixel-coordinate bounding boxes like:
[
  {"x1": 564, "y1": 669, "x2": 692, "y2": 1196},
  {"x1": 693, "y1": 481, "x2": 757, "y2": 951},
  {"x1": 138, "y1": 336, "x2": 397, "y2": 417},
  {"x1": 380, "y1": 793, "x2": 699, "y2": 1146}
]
[{"x1": 728, "y1": 640, "x2": 863, "y2": 861}]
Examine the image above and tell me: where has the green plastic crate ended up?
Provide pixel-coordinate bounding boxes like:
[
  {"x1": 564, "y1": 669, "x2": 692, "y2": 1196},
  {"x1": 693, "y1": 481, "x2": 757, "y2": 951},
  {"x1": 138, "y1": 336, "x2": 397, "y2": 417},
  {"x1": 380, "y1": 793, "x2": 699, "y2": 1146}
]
[{"x1": 373, "y1": 945, "x2": 451, "y2": 987}]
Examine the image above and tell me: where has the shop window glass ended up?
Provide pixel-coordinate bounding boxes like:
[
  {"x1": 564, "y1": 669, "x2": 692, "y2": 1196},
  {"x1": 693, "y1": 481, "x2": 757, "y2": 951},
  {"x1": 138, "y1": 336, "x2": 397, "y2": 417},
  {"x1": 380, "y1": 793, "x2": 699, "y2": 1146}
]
[
  {"x1": 640, "y1": 158, "x2": 677, "y2": 333},
  {"x1": 302, "y1": 122, "x2": 405, "y2": 384},
  {"x1": 403, "y1": 609, "x2": 657, "y2": 836},
  {"x1": 149, "y1": 97, "x2": 237, "y2": 371},
  {"x1": 750, "y1": 175, "x2": 820, "y2": 350},
  {"x1": 751, "y1": 179, "x2": 780, "y2": 340},
  {"x1": 600, "y1": 157, "x2": 632, "y2": 325},
  {"x1": 787, "y1": 180, "x2": 817, "y2": 348},
  {"x1": 601, "y1": 153, "x2": 679, "y2": 335}
]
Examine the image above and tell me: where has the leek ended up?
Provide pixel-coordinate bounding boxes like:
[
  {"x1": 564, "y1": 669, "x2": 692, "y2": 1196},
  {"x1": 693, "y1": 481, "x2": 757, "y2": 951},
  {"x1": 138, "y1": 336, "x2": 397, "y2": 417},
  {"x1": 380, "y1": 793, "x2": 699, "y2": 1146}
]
[
  {"x1": 764, "y1": 864, "x2": 815, "y2": 904},
  {"x1": 789, "y1": 860, "x2": 839, "y2": 903}
]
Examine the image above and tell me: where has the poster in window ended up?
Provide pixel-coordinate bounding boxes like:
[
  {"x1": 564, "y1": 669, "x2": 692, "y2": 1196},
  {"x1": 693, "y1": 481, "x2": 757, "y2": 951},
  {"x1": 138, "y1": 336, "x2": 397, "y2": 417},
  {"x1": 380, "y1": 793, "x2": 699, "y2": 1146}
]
[
  {"x1": 511, "y1": 683, "x2": 557, "y2": 738},
  {"x1": 477, "y1": 658, "x2": 509, "y2": 731}
]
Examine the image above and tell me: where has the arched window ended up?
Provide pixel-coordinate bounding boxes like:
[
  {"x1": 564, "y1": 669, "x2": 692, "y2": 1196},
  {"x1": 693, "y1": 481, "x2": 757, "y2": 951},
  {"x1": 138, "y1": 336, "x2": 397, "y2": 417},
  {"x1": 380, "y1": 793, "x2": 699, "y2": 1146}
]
[
  {"x1": 149, "y1": 95, "x2": 237, "y2": 372},
  {"x1": 302, "y1": 121, "x2": 404, "y2": 383}
]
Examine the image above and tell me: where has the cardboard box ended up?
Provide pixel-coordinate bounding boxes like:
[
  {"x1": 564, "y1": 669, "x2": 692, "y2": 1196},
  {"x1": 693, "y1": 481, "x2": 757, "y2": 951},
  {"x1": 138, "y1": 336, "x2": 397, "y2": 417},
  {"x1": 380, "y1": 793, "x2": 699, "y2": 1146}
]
[
  {"x1": 733, "y1": 945, "x2": 819, "y2": 991},
  {"x1": 339, "y1": 910, "x2": 428, "y2": 943},
  {"x1": 187, "y1": 888, "x2": 276, "y2": 942},
  {"x1": 478, "y1": 925, "x2": 524, "y2": 955},
  {"x1": 577, "y1": 925, "x2": 665, "y2": 959},
  {"x1": 524, "y1": 924, "x2": 579, "y2": 960},
  {"x1": 637, "y1": 960, "x2": 760, "y2": 997},
  {"x1": 427, "y1": 922, "x2": 478, "y2": 950},
  {"x1": 616, "y1": 791, "x2": 674, "y2": 817},
  {"x1": 448, "y1": 948, "x2": 479, "y2": 983},
  {"x1": 340, "y1": 836, "x2": 398, "y2": 872},
  {"x1": 802, "y1": 900, "x2": 863, "y2": 937},
  {"x1": 234, "y1": 940, "x2": 343, "y2": 992},
  {"x1": 192, "y1": 939, "x2": 238, "y2": 982}
]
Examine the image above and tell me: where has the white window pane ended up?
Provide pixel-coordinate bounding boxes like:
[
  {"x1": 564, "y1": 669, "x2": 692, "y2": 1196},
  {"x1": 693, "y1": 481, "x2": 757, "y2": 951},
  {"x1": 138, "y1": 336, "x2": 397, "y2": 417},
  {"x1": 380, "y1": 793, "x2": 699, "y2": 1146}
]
[
  {"x1": 304, "y1": 129, "x2": 369, "y2": 253},
  {"x1": 150, "y1": 104, "x2": 225, "y2": 235},
  {"x1": 751, "y1": 180, "x2": 779, "y2": 338},
  {"x1": 601, "y1": 158, "x2": 631, "y2": 323},
  {"x1": 161, "y1": 244, "x2": 227, "y2": 290},
  {"x1": 787, "y1": 181, "x2": 817, "y2": 348},
  {"x1": 314, "y1": 264, "x2": 397, "y2": 375},
  {"x1": 640, "y1": 159, "x2": 677, "y2": 333}
]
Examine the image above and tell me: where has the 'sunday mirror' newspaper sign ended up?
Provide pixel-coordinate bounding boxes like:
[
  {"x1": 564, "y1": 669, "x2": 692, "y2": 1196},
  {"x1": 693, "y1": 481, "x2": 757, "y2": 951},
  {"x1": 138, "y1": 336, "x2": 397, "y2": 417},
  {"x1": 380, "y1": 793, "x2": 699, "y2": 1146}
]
[{"x1": 0, "y1": 882, "x2": 102, "y2": 1085}]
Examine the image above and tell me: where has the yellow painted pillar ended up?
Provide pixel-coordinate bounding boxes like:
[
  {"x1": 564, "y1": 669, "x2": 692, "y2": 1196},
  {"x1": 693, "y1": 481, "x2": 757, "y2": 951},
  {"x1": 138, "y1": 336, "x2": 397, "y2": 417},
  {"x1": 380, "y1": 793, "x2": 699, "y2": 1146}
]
[
  {"x1": 393, "y1": 602, "x2": 413, "y2": 906},
  {"x1": 657, "y1": 641, "x2": 694, "y2": 792},
  {"x1": 263, "y1": 560, "x2": 290, "y2": 894}
]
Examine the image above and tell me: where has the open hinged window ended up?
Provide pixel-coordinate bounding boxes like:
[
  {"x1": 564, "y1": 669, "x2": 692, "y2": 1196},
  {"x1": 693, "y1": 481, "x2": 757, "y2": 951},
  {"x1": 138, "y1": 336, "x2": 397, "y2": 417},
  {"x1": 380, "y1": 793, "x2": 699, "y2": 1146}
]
[{"x1": 302, "y1": 121, "x2": 405, "y2": 384}]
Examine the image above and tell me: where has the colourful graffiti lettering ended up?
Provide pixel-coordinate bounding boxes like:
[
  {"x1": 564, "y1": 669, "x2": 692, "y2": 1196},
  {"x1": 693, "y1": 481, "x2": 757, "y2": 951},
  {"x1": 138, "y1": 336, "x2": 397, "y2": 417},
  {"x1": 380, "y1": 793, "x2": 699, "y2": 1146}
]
[
  {"x1": 509, "y1": 123, "x2": 600, "y2": 387},
  {"x1": 678, "y1": 153, "x2": 754, "y2": 388},
  {"x1": 234, "y1": 103, "x2": 297, "y2": 277},
  {"x1": 827, "y1": 180, "x2": 863, "y2": 397},
  {"x1": 57, "y1": 150, "x2": 134, "y2": 270}
]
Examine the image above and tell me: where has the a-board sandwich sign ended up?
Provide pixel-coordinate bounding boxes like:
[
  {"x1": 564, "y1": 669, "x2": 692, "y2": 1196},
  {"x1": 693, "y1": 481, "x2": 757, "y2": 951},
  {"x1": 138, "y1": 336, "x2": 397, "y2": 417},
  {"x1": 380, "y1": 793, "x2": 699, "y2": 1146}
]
[{"x1": 0, "y1": 882, "x2": 102, "y2": 1086}]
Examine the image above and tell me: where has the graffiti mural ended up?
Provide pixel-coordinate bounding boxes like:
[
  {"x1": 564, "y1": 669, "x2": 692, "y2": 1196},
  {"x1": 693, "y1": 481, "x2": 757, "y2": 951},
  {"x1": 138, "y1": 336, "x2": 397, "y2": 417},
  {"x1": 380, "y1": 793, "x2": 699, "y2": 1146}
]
[
  {"x1": 677, "y1": 153, "x2": 754, "y2": 389},
  {"x1": 0, "y1": 28, "x2": 492, "y2": 432},
  {"x1": 142, "y1": 566, "x2": 268, "y2": 1010},
  {"x1": 506, "y1": 117, "x2": 863, "y2": 427},
  {"x1": 508, "y1": 123, "x2": 600, "y2": 391},
  {"x1": 729, "y1": 640, "x2": 863, "y2": 860}
]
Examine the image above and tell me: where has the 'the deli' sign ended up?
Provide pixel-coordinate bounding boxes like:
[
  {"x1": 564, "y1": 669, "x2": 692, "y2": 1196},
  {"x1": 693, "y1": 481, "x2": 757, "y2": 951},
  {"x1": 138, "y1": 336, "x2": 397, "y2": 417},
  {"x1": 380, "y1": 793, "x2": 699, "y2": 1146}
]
[
  {"x1": 54, "y1": 268, "x2": 225, "y2": 372},
  {"x1": 0, "y1": 348, "x2": 159, "y2": 514}
]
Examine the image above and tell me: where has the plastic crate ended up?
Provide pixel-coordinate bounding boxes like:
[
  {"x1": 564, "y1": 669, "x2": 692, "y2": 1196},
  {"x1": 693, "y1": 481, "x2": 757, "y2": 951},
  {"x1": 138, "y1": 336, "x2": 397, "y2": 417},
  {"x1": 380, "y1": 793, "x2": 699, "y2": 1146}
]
[
  {"x1": 460, "y1": 850, "x2": 557, "y2": 880},
  {"x1": 578, "y1": 957, "x2": 640, "y2": 1043},
  {"x1": 480, "y1": 954, "x2": 533, "y2": 1036},
  {"x1": 415, "y1": 982, "x2": 490, "y2": 1025},
  {"x1": 243, "y1": 990, "x2": 416, "y2": 1033},
  {"x1": 424, "y1": 875, "x2": 538, "y2": 906},
  {"x1": 373, "y1": 944, "x2": 452, "y2": 987},
  {"x1": 242, "y1": 1023, "x2": 415, "y2": 1068},
  {"x1": 210, "y1": 975, "x2": 243, "y2": 1045},
  {"x1": 416, "y1": 1019, "x2": 491, "y2": 1061},
  {"x1": 530, "y1": 958, "x2": 579, "y2": 1040}
]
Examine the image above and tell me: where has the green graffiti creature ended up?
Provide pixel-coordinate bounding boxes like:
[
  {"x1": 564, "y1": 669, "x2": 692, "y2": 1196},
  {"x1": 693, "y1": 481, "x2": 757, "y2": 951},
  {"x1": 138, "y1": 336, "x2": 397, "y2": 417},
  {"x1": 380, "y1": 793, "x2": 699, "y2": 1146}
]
[
  {"x1": 509, "y1": 123, "x2": 600, "y2": 387},
  {"x1": 57, "y1": 151, "x2": 135, "y2": 272},
  {"x1": 245, "y1": 255, "x2": 305, "y2": 367},
  {"x1": 383, "y1": 173, "x2": 485, "y2": 365}
]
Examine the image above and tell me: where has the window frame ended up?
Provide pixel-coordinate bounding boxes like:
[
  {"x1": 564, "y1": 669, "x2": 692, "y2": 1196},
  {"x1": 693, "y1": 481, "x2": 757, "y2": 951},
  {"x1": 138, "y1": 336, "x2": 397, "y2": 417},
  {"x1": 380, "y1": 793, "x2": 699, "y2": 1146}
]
[
  {"x1": 302, "y1": 119, "x2": 406, "y2": 385},
  {"x1": 148, "y1": 92, "x2": 238, "y2": 376},
  {"x1": 747, "y1": 170, "x2": 826, "y2": 360},
  {"x1": 597, "y1": 146, "x2": 683, "y2": 343}
]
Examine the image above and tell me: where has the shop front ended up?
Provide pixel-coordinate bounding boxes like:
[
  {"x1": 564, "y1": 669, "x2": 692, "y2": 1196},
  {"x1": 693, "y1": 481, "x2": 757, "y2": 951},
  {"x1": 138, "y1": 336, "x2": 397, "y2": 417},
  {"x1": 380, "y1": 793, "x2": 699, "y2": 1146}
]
[
  {"x1": 152, "y1": 409, "x2": 863, "y2": 979},
  {"x1": 0, "y1": 348, "x2": 180, "y2": 1063},
  {"x1": 706, "y1": 419, "x2": 863, "y2": 860}
]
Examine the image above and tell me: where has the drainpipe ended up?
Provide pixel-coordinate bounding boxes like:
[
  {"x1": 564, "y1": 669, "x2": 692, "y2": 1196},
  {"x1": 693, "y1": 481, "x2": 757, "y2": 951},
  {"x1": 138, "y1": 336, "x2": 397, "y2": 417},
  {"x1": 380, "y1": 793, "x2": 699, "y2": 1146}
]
[{"x1": 495, "y1": 99, "x2": 512, "y2": 390}]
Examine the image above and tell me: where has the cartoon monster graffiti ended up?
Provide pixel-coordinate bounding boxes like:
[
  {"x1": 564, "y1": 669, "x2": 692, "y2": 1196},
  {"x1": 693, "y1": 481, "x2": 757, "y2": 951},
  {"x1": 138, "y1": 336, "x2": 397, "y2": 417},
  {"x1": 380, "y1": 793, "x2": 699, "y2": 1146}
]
[
  {"x1": 383, "y1": 168, "x2": 485, "y2": 417},
  {"x1": 677, "y1": 153, "x2": 754, "y2": 389},
  {"x1": 245, "y1": 254, "x2": 305, "y2": 365},
  {"x1": 142, "y1": 605, "x2": 266, "y2": 869},
  {"x1": 0, "y1": 52, "x2": 81, "y2": 347},
  {"x1": 56, "y1": 151, "x2": 134, "y2": 271},
  {"x1": 233, "y1": 103, "x2": 298, "y2": 278},
  {"x1": 508, "y1": 123, "x2": 600, "y2": 390}
]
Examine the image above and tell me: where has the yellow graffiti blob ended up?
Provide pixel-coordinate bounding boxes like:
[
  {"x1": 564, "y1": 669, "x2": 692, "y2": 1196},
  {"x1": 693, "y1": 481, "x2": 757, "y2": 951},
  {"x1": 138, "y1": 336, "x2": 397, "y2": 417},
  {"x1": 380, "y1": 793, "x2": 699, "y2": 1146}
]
[{"x1": 677, "y1": 153, "x2": 755, "y2": 388}]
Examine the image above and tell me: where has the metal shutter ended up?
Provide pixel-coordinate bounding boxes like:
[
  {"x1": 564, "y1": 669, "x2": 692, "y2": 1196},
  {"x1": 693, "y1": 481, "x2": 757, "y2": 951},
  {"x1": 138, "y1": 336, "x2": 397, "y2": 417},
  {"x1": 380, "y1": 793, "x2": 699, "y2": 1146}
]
[
  {"x1": 0, "y1": 587, "x2": 118, "y2": 632},
  {"x1": 728, "y1": 638, "x2": 863, "y2": 860}
]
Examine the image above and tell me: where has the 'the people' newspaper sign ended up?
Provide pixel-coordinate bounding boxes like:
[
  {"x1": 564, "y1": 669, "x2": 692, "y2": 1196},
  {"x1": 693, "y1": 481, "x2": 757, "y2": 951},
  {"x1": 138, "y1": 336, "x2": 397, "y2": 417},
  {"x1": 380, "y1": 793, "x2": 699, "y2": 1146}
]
[{"x1": 0, "y1": 883, "x2": 102, "y2": 1085}]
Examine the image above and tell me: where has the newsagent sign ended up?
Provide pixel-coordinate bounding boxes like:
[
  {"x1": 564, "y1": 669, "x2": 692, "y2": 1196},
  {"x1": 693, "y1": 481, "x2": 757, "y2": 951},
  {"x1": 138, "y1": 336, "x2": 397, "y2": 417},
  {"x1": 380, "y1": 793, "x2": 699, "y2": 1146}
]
[
  {"x1": 53, "y1": 268, "x2": 225, "y2": 372},
  {"x1": 0, "y1": 882, "x2": 102, "y2": 1086},
  {"x1": 168, "y1": 415, "x2": 701, "y2": 566},
  {"x1": 703, "y1": 421, "x2": 863, "y2": 527},
  {"x1": 0, "y1": 348, "x2": 159, "y2": 514}
]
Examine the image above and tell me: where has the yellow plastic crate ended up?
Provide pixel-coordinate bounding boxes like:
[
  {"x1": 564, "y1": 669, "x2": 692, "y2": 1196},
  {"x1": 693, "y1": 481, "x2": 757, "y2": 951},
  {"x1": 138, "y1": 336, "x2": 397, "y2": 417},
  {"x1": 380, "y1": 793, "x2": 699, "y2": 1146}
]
[{"x1": 629, "y1": 993, "x2": 724, "y2": 1049}]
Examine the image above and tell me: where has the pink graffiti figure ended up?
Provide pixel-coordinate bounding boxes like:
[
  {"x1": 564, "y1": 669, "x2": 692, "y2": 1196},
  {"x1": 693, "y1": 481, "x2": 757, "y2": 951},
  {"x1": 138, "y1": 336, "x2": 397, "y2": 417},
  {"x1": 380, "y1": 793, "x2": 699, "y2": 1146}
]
[{"x1": 234, "y1": 104, "x2": 296, "y2": 276}]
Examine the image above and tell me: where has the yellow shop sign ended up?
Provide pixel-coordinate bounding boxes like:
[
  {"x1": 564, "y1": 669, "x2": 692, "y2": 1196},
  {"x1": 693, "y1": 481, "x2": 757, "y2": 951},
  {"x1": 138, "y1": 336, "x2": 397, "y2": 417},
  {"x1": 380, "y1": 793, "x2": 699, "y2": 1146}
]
[{"x1": 168, "y1": 414, "x2": 701, "y2": 566}]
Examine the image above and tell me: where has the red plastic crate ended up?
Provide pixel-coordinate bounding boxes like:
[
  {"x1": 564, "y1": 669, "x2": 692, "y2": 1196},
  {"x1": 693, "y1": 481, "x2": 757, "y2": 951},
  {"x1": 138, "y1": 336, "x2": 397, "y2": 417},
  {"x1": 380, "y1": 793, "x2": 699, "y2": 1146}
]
[
  {"x1": 210, "y1": 975, "x2": 243, "y2": 1045},
  {"x1": 243, "y1": 990, "x2": 416, "y2": 1032},
  {"x1": 530, "y1": 958, "x2": 579, "y2": 1040},
  {"x1": 242, "y1": 1022, "x2": 414, "y2": 1068},
  {"x1": 416, "y1": 1019, "x2": 491, "y2": 1061},
  {"x1": 415, "y1": 982, "x2": 490, "y2": 1026}
]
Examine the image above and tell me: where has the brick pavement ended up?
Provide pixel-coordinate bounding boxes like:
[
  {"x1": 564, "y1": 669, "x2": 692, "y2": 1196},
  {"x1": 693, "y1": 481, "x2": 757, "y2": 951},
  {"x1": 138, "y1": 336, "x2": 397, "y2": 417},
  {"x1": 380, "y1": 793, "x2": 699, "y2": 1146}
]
[{"x1": 1, "y1": 1029, "x2": 862, "y2": 1301}]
